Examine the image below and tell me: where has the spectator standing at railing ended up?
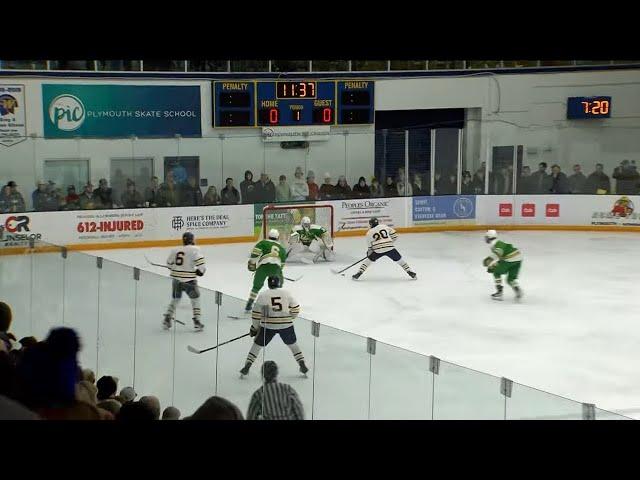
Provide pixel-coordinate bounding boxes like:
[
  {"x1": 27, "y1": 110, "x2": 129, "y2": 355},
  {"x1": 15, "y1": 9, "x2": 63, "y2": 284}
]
[
  {"x1": 319, "y1": 173, "x2": 336, "y2": 200},
  {"x1": 568, "y1": 164, "x2": 587, "y2": 193},
  {"x1": 120, "y1": 180, "x2": 144, "y2": 209},
  {"x1": 158, "y1": 171, "x2": 181, "y2": 207},
  {"x1": 584, "y1": 163, "x2": 611, "y2": 194},
  {"x1": 32, "y1": 180, "x2": 49, "y2": 211},
  {"x1": 472, "y1": 167, "x2": 485, "y2": 194},
  {"x1": 240, "y1": 170, "x2": 256, "y2": 204},
  {"x1": 79, "y1": 183, "x2": 102, "y2": 210},
  {"x1": 461, "y1": 171, "x2": 474, "y2": 194},
  {"x1": 276, "y1": 175, "x2": 292, "y2": 202},
  {"x1": 254, "y1": 173, "x2": 276, "y2": 203},
  {"x1": 411, "y1": 173, "x2": 427, "y2": 196},
  {"x1": 246, "y1": 361, "x2": 304, "y2": 420},
  {"x1": 111, "y1": 169, "x2": 127, "y2": 207},
  {"x1": 5, "y1": 181, "x2": 25, "y2": 212},
  {"x1": 145, "y1": 176, "x2": 161, "y2": 207},
  {"x1": 549, "y1": 165, "x2": 570, "y2": 194},
  {"x1": 220, "y1": 178, "x2": 240, "y2": 205},
  {"x1": 530, "y1": 162, "x2": 552, "y2": 193},
  {"x1": 291, "y1": 167, "x2": 309, "y2": 201},
  {"x1": 183, "y1": 177, "x2": 203, "y2": 207},
  {"x1": 0, "y1": 185, "x2": 11, "y2": 213},
  {"x1": 306, "y1": 171, "x2": 319, "y2": 200},
  {"x1": 64, "y1": 185, "x2": 80, "y2": 210},
  {"x1": 352, "y1": 177, "x2": 370, "y2": 198},
  {"x1": 44, "y1": 183, "x2": 63, "y2": 211},
  {"x1": 384, "y1": 176, "x2": 398, "y2": 197},
  {"x1": 203, "y1": 186, "x2": 221, "y2": 205},
  {"x1": 334, "y1": 175, "x2": 352, "y2": 199},
  {"x1": 370, "y1": 177, "x2": 383, "y2": 197},
  {"x1": 612, "y1": 160, "x2": 640, "y2": 194},
  {"x1": 517, "y1": 166, "x2": 533, "y2": 194},
  {"x1": 95, "y1": 178, "x2": 114, "y2": 209}
]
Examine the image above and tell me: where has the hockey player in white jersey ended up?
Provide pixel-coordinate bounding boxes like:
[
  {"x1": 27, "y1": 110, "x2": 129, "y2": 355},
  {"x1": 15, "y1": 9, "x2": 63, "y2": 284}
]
[
  {"x1": 163, "y1": 231, "x2": 206, "y2": 331},
  {"x1": 352, "y1": 217, "x2": 417, "y2": 280},
  {"x1": 240, "y1": 276, "x2": 308, "y2": 377},
  {"x1": 288, "y1": 216, "x2": 334, "y2": 263}
]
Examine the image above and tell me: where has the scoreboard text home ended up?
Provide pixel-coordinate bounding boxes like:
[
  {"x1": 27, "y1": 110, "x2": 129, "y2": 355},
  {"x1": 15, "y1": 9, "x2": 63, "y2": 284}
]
[{"x1": 213, "y1": 80, "x2": 375, "y2": 127}]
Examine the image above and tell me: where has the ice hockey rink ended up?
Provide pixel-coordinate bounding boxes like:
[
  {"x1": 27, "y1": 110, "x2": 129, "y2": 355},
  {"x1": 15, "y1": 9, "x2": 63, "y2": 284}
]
[{"x1": 81, "y1": 229, "x2": 640, "y2": 419}]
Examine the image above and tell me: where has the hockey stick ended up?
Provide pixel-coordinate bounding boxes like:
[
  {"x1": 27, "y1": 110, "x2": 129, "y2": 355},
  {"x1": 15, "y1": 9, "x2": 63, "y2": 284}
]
[
  {"x1": 330, "y1": 256, "x2": 368, "y2": 275},
  {"x1": 187, "y1": 333, "x2": 250, "y2": 354},
  {"x1": 145, "y1": 255, "x2": 170, "y2": 269}
]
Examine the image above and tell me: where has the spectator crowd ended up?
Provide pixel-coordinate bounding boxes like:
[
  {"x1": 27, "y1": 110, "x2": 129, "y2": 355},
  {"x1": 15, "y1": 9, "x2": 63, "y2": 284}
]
[
  {"x1": 2, "y1": 160, "x2": 639, "y2": 214},
  {"x1": 0, "y1": 301, "x2": 305, "y2": 421}
]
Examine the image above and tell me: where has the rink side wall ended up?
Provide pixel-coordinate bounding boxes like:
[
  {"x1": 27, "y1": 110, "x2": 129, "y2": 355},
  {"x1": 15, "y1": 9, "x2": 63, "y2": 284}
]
[{"x1": 1, "y1": 194, "x2": 639, "y2": 254}]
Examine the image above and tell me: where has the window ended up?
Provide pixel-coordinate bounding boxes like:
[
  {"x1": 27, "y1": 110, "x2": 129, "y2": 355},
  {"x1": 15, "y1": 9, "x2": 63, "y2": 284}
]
[
  {"x1": 311, "y1": 60, "x2": 349, "y2": 71},
  {"x1": 466, "y1": 60, "x2": 502, "y2": 69},
  {"x1": 352, "y1": 60, "x2": 388, "y2": 71},
  {"x1": 271, "y1": 60, "x2": 309, "y2": 72},
  {"x1": 97, "y1": 60, "x2": 141, "y2": 71},
  {"x1": 110, "y1": 158, "x2": 154, "y2": 205},
  {"x1": 0, "y1": 60, "x2": 47, "y2": 70},
  {"x1": 230, "y1": 60, "x2": 269, "y2": 72},
  {"x1": 142, "y1": 60, "x2": 186, "y2": 71},
  {"x1": 187, "y1": 60, "x2": 228, "y2": 72},
  {"x1": 43, "y1": 159, "x2": 90, "y2": 191},
  {"x1": 502, "y1": 60, "x2": 538, "y2": 68},
  {"x1": 428, "y1": 60, "x2": 465, "y2": 70},
  {"x1": 390, "y1": 60, "x2": 427, "y2": 70},
  {"x1": 49, "y1": 61, "x2": 95, "y2": 70}
]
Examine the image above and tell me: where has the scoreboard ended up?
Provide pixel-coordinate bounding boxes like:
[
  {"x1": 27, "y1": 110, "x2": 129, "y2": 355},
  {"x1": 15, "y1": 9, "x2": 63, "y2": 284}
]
[{"x1": 213, "y1": 80, "x2": 374, "y2": 127}]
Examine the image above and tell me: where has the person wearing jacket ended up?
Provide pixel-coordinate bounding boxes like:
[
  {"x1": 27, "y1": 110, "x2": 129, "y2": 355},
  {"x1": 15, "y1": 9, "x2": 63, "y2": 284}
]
[
  {"x1": 352, "y1": 177, "x2": 370, "y2": 198},
  {"x1": 220, "y1": 178, "x2": 240, "y2": 205},
  {"x1": 549, "y1": 165, "x2": 570, "y2": 194},
  {"x1": 334, "y1": 176, "x2": 352, "y2": 199},
  {"x1": 240, "y1": 170, "x2": 256, "y2": 204},
  {"x1": 584, "y1": 164, "x2": 611, "y2": 194},
  {"x1": 291, "y1": 167, "x2": 309, "y2": 201},
  {"x1": 306, "y1": 171, "x2": 319, "y2": 200}
]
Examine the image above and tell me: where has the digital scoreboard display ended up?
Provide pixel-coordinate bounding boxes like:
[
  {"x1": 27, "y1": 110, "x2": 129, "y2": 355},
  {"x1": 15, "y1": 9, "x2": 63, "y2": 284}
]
[
  {"x1": 213, "y1": 80, "x2": 374, "y2": 127},
  {"x1": 567, "y1": 96, "x2": 612, "y2": 119}
]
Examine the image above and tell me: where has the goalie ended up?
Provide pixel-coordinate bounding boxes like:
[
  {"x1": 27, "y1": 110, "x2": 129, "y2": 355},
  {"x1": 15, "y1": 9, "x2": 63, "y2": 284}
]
[{"x1": 287, "y1": 216, "x2": 335, "y2": 263}]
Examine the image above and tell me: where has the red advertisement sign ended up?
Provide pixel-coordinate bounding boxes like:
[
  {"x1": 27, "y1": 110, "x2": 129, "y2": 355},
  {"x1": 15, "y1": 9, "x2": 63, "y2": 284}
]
[
  {"x1": 499, "y1": 203, "x2": 513, "y2": 217},
  {"x1": 521, "y1": 203, "x2": 536, "y2": 217},
  {"x1": 545, "y1": 203, "x2": 559, "y2": 217}
]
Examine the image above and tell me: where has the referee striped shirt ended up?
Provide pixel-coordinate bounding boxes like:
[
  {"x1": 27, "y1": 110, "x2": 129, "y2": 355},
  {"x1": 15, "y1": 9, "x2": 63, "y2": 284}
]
[{"x1": 246, "y1": 381, "x2": 305, "y2": 420}]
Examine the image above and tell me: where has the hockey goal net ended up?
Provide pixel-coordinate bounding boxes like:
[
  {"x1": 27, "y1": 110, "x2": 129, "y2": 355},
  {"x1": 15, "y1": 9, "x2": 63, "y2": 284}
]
[{"x1": 261, "y1": 204, "x2": 334, "y2": 245}]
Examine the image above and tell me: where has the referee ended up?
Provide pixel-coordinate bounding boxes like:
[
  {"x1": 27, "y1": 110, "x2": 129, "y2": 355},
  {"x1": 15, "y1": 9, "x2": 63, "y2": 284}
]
[{"x1": 246, "y1": 361, "x2": 305, "y2": 420}]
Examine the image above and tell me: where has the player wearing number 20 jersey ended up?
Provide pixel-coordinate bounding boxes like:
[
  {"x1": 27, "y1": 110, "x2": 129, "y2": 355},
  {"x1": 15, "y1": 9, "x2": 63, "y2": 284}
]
[
  {"x1": 240, "y1": 276, "x2": 307, "y2": 377},
  {"x1": 352, "y1": 218, "x2": 417, "y2": 280},
  {"x1": 163, "y1": 232, "x2": 206, "y2": 331}
]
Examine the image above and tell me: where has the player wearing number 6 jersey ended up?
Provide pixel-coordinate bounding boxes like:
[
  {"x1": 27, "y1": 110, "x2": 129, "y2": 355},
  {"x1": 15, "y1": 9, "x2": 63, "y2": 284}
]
[
  {"x1": 163, "y1": 232, "x2": 206, "y2": 331},
  {"x1": 352, "y1": 217, "x2": 417, "y2": 280},
  {"x1": 240, "y1": 276, "x2": 307, "y2": 377},
  {"x1": 245, "y1": 229, "x2": 287, "y2": 313}
]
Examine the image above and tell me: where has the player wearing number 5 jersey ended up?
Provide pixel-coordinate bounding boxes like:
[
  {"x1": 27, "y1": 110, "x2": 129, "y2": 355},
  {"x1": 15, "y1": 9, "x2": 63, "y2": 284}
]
[
  {"x1": 240, "y1": 276, "x2": 307, "y2": 377},
  {"x1": 245, "y1": 229, "x2": 287, "y2": 313},
  {"x1": 352, "y1": 217, "x2": 417, "y2": 280},
  {"x1": 163, "y1": 232, "x2": 206, "y2": 331}
]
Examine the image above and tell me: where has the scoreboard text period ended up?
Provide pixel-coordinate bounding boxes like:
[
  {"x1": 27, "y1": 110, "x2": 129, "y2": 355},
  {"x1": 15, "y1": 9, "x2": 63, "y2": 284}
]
[{"x1": 213, "y1": 80, "x2": 374, "y2": 127}]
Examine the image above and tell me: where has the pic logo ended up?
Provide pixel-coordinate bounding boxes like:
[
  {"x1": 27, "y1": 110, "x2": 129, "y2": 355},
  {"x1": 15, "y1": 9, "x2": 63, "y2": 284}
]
[
  {"x1": 171, "y1": 216, "x2": 185, "y2": 230},
  {"x1": 4, "y1": 215, "x2": 30, "y2": 233},
  {"x1": 0, "y1": 94, "x2": 18, "y2": 116},
  {"x1": 49, "y1": 94, "x2": 85, "y2": 131},
  {"x1": 611, "y1": 197, "x2": 634, "y2": 218}
]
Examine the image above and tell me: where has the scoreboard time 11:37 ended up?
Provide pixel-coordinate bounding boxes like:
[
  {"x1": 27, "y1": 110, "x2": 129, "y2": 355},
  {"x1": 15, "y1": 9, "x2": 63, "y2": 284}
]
[{"x1": 213, "y1": 80, "x2": 375, "y2": 127}]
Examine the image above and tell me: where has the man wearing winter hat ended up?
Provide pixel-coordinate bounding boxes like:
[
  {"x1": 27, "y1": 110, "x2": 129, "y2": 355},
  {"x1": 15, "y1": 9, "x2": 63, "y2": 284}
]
[{"x1": 246, "y1": 361, "x2": 305, "y2": 420}]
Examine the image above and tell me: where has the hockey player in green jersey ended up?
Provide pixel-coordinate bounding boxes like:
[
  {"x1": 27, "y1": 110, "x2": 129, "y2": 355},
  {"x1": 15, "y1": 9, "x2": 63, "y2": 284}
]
[
  {"x1": 245, "y1": 228, "x2": 287, "y2": 313},
  {"x1": 483, "y1": 230, "x2": 523, "y2": 301},
  {"x1": 288, "y1": 216, "x2": 334, "y2": 263}
]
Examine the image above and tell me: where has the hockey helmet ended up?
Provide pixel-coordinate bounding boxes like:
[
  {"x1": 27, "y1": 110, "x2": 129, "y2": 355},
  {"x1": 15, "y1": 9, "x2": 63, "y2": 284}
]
[
  {"x1": 301, "y1": 216, "x2": 311, "y2": 228},
  {"x1": 268, "y1": 228, "x2": 280, "y2": 240},
  {"x1": 369, "y1": 217, "x2": 379, "y2": 228},
  {"x1": 182, "y1": 231, "x2": 195, "y2": 245},
  {"x1": 267, "y1": 276, "x2": 281, "y2": 289},
  {"x1": 485, "y1": 229, "x2": 497, "y2": 243}
]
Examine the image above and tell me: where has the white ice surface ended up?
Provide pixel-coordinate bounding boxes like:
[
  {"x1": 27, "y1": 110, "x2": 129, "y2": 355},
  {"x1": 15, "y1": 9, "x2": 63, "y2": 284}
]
[{"x1": 80, "y1": 230, "x2": 640, "y2": 419}]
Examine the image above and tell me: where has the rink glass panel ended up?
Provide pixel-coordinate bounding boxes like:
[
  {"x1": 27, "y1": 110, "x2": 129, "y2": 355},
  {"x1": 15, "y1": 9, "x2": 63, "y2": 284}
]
[
  {"x1": 505, "y1": 382, "x2": 585, "y2": 420},
  {"x1": 0, "y1": 244, "x2": 33, "y2": 340},
  {"x1": 30, "y1": 242, "x2": 65, "y2": 339}
]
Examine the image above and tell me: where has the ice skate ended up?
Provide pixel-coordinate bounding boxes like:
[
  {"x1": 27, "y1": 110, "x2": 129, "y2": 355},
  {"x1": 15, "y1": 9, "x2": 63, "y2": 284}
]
[
  {"x1": 193, "y1": 318, "x2": 204, "y2": 332},
  {"x1": 239, "y1": 363, "x2": 251, "y2": 377},
  {"x1": 352, "y1": 271, "x2": 362, "y2": 280},
  {"x1": 408, "y1": 271, "x2": 417, "y2": 279},
  {"x1": 162, "y1": 314, "x2": 172, "y2": 330},
  {"x1": 298, "y1": 360, "x2": 309, "y2": 375},
  {"x1": 491, "y1": 286, "x2": 504, "y2": 301},
  {"x1": 513, "y1": 286, "x2": 523, "y2": 300}
]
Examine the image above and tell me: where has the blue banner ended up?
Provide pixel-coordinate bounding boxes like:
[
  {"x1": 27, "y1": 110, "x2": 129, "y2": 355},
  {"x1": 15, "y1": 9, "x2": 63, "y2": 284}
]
[
  {"x1": 412, "y1": 195, "x2": 476, "y2": 222},
  {"x1": 42, "y1": 84, "x2": 201, "y2": 138}
]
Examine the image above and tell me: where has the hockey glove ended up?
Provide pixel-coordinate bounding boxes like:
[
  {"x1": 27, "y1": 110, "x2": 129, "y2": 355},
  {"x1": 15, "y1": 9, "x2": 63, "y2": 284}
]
[
  {"x1": 482, "y1": 256, "x2": 493, "y2": 267},
  {"x1": 249, "y1": 326, "x2": 258, "y2": 337},
  {"x1": 248, "y1": 260, "x2": 257, "y2": 272}
]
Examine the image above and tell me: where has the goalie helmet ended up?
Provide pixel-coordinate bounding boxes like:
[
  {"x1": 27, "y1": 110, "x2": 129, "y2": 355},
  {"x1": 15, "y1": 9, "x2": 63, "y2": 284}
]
[
  {"x1": 182, "y1": 231, "x2": 195, "y2": 245},
  {"x1": 268, "y1": 228, "x2": 280, "y2": 240},
  {"x1": 369, "y1": 217, "x2": 379, "y2": 228},
  {"x1": 301, "y1": 216, "x2": 311, "y2": 228},
  {"x1": 485, "y1": 229, "x2": 497, "y2": 244},
  {"x1": 267, "y1": 276, "x2": 281, "y2": 289}
]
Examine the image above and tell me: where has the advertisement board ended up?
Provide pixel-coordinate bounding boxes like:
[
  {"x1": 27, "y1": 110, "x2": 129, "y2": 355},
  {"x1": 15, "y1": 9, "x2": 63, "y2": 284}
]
[
  {"x1": 412, "y1": 195, "x2": 476, "y2": 225},
  {"x1": 0, "y1": 84, "x2": 26, "y2": 147}
]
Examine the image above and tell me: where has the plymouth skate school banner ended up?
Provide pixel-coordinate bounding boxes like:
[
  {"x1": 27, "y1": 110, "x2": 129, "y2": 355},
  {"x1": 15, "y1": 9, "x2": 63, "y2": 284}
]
[
  {"x1": 412, "y1": 195, "x2": 476, "y2": 226},
  {"x1": 0, "y1": 84, "x2": 27, "y2": 147},
  {"x1": 42, "y1": 84, "x2": 201, "y2": 138}
]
